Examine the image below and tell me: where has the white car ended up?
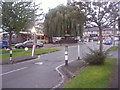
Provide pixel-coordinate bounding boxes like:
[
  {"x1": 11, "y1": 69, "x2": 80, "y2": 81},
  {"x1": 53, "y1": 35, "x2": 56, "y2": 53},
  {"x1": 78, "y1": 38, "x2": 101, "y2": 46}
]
[{"x1": 114, "y1": 36, "x2": 119, "y2": 41}]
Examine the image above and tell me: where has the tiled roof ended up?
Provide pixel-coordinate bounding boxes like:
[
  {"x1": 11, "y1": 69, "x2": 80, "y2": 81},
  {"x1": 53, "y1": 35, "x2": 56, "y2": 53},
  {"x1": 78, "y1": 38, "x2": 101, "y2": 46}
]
[{"x1": 84, "y1": 27, "x2": 112, "y2": 32}]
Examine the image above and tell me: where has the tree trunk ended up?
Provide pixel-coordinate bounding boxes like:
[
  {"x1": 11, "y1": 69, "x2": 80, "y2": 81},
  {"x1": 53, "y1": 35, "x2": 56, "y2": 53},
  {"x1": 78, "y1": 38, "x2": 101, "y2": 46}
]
[
  {"x1": 99, "y1": 25, "x2": 103, "y2": 53},
  {"x1": 48, "y1": 37, "x2": 53, "y2": 43},
  {"x1": 9, "y1": 32, "x2": 12, "y2": 48}
]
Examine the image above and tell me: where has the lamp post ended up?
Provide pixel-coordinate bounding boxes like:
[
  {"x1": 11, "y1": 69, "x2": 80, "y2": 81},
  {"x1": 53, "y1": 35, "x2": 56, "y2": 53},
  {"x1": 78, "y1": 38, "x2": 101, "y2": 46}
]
[
  {"x1": 31, "y1": 0, "x2": 36, "y2": 57},
  {"x1": 31, "y1": 26, "x2": 36, "y2": 57}
]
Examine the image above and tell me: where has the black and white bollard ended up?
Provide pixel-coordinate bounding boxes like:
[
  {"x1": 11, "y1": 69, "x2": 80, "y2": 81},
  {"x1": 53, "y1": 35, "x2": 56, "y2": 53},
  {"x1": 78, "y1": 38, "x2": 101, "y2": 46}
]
[
  {"x1": 9, "y1": 47, "x2": 12, "y2": 61},
  {"x1": 65, "y1": 45, "x2": 68, "y2": 66}
]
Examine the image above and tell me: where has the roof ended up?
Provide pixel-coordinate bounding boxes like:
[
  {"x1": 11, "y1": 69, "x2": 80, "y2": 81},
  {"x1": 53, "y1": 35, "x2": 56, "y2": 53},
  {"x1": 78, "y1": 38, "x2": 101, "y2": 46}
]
[{"x1": 84, "y1": 27, "x2": 113, "y2": 32}]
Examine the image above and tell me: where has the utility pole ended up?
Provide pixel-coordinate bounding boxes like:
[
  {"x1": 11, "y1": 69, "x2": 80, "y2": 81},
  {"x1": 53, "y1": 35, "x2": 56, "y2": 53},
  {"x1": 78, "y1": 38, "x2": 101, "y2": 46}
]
[{"x1": 31, "y1": 0, "x2": 36, "y2": 57}]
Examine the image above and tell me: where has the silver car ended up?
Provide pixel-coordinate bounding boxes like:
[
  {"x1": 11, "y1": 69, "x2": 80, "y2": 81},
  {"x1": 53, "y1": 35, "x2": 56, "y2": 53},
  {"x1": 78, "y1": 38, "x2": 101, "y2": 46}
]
[{"x1": 15, "y1": 40, "x2": 43, "y2": 49}]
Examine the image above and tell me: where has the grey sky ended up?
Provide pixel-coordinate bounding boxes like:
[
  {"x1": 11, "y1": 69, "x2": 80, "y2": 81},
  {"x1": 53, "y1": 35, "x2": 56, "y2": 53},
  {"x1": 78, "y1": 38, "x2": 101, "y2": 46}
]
[{"x1": 36, "y1": 0, "x2": 67, "y2": 14}]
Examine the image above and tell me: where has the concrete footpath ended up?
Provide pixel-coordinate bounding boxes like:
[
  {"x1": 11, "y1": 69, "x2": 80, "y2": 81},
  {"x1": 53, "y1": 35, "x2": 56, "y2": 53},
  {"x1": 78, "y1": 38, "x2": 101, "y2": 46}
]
[{"x1": 109, "y1": 46, "x2": 119, "y2": 89}]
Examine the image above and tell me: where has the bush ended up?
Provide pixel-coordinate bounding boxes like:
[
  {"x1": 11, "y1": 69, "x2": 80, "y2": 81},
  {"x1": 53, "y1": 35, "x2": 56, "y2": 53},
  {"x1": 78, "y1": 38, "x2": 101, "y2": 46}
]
[{"x1": 84, "y1": 48, "x2": 107, "y2": 65}]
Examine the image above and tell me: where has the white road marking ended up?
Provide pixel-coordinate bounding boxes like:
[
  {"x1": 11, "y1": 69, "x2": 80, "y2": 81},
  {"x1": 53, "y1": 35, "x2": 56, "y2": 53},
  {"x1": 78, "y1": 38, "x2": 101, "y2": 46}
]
[
  {"x1": 0, "y1": 67, "x2": 28, "y2": 76},
  {"x1": 35, "y1": 62, "x2": 43, "y2": 65}
]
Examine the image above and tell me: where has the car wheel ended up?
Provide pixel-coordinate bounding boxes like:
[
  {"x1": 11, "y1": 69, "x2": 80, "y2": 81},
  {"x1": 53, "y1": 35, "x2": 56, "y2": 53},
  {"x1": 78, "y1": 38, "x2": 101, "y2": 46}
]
[
  {"x1": 19, "y1": 46, "x2": 24, "y2": 49},
  {"x1": 3, "y1": 47, "x2": 7, "y2": 49},
  {"x1": 36, "y1": 45, "x2": 40, "y2": 48}
]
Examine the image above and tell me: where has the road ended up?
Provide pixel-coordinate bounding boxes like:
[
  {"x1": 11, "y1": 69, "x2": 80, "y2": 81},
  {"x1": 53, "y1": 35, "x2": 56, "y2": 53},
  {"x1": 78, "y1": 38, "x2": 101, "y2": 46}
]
[{"x1": 1, "y1": 42, "x2": 117, "y2": 88}]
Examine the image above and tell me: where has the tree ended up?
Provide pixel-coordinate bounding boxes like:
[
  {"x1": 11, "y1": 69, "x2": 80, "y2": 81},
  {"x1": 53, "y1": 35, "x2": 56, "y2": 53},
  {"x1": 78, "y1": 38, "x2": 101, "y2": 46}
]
[
  {"x1": 2, "y1": 1, "x2": 43, "y2": 46},
  {"x1": 0, "y1": 1, "x2": 2, "y2": 27},
  {"x1": 76, "y1": 2, "x2": 119, "y2": 53},
  {"x1": 44, "y1": 4, "x2": 86, "y2": 42}
]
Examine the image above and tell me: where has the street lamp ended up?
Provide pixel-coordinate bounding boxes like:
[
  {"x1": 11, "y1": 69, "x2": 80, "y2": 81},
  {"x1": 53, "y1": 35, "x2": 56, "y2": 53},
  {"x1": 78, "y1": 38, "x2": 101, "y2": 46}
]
[
  {"x1": 31, "y1": 26, "x2": 37, "y2": 57},
  {"x1": 31, "y1": 0, "x2": 36, "y2": 57}
]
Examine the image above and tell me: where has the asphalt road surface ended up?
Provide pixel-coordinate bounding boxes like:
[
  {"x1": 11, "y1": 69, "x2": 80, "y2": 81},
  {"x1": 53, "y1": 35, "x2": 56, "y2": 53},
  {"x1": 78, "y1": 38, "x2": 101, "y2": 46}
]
[{"x1": 1, "y1": 42, "x2": 118, "y2": 88}]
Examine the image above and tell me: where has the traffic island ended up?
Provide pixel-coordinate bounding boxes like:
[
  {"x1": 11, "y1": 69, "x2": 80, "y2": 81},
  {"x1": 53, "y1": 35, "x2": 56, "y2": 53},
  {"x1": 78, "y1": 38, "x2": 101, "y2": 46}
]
[
  {"x1": 61, "y1": 60, "x2": 87, "y2": 82},
  {"x1": 64, "y1": 58, "x2": 116, "y2": 88}
]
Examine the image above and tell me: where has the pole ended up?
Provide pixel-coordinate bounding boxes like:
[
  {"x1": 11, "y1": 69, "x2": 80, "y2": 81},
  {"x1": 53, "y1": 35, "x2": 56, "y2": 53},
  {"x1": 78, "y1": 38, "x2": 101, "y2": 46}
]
[
  {"x1": 77, "y1": 24, "x2": 80, "y2": 60},
  {"x1": 34, "y1": 0, "x2": 35, "y2": 26},
  {"x1": 32, "y1": 0, "x2": 36, "y2": 57},
  {"x1": 78, "y1": 41, "x2": 80, "y2": 60},
  {"x1": 9, "y1": 47, "x2": 12, "y2": 63},
  {"x1": 113, "y1": 18, "x2": 116, "y2": 46},
  {"x1": 65, "y1": 45, "x2": 68, "y2": 66}
]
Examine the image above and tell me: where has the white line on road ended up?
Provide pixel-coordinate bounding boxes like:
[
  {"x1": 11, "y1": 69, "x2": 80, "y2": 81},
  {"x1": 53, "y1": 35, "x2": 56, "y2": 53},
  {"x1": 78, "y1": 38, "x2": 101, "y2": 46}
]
[{"x1": 0, "y1": 67, "x2": 28, "y2": 76}]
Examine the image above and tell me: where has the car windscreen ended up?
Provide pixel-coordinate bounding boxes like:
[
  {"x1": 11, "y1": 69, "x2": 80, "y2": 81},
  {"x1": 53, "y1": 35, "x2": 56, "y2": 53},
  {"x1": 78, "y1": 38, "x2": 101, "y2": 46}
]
[
  {"x1": 106, "y1": 38, "x2": 111, "y2": 41},
  {"x1": 23, "y1": 41, "x2": 33, "y2": 44}
]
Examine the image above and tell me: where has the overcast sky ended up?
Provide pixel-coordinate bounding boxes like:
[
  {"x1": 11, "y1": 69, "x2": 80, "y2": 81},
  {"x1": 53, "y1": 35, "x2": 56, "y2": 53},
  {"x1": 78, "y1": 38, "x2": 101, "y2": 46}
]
[{"x1": 37, "y1": 0, "x2": 67, "y2": 14}]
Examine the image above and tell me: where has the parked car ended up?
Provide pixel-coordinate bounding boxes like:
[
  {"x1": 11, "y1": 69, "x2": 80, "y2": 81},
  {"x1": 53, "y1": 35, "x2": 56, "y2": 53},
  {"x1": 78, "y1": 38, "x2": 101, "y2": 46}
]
[
  {"x1": 0, "y1": 40, "x2": 9, "y2": 49},
  {"x1": 104, "y1": 38, "x2": 112, "y2": 45},
  {"x1": 114, "y1": 36, "x2": 119, "y2": 41},
  {"x1": 14, "y1": 40, "x2": 43, "y2": 49}
]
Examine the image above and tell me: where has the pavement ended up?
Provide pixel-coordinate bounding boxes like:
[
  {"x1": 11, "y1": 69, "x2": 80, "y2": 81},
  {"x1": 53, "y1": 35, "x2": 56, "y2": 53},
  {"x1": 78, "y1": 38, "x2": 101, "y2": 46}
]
[{"x1": 109, "y1": 41, "x2": 120, "y2": 89}]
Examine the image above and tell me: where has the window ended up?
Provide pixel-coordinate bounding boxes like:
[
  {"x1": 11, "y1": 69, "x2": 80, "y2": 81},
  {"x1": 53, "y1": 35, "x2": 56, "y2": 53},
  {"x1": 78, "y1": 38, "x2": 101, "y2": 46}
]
[
  {"x1": 2, "y1": 41, "x2": 6, "y2": 44},
  {"x1": 41, "y1": 36, "x2": 44, "y2": 40},
  {"x1": 37, "y1": 36, "x2": 40, "y2": 39},
  {"x1": 106, "y1": 31, "x2": 110, "y2": 34}
]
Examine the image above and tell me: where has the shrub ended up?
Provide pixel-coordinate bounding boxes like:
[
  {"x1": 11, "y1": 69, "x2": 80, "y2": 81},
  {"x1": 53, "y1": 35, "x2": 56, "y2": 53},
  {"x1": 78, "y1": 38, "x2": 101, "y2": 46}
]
[{"x1": 84, "y1": 48, "x2": 107, "y2": 65}]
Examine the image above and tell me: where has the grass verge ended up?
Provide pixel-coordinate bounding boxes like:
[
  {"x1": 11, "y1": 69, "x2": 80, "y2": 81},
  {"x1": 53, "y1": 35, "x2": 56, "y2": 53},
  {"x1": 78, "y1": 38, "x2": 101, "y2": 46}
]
[
  {"x1": 65, "y1": 58, "x2": 116, "y2": 88},
  {"x1": 2, "y1": 48, "x2": 60, "y2": 60},
  {"x1": 1, "y1": 48, "x2": 42, "y2": 54},
  {"x1": 108, "y1": 46, "x2": 118, "y2": 51}
]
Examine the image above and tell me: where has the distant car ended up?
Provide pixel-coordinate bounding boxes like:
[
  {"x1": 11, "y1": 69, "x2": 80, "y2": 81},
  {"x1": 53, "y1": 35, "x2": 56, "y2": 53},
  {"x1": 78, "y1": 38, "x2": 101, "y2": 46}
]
[
  {"x1": 14, "y1": 40, "x2": 43, "y2": 49},
  {"x1": 104, "y1": 38, "x2": 112, "y2": 45},
  {"x1": 84, "y1": 38, "x2": 89, "y2": 42},
  {"x1": 0, "y1": 40, "x2": 9, "y2": 49},
  {"x1": 114, "y1": 36, "x2": 119, "y2": 41}
]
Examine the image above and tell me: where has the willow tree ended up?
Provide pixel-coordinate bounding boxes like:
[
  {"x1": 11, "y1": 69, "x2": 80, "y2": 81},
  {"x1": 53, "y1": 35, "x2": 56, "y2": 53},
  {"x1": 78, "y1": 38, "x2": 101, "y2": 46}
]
[{"x1": 44, "y1": 4, "x2": 86, "y2": 42}]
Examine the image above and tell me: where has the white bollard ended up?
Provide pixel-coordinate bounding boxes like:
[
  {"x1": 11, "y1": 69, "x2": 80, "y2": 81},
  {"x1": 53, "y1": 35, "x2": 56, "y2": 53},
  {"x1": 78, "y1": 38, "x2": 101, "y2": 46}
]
[
  {"x1": 65, "y1": 45, "x2": 68, "y2": 66},
  {"x1": 32, "y1": 45, "x2": 35, "y2": 57},
  {"x1": 9, "y1": 48, "x2": 12, "y2": 61}
]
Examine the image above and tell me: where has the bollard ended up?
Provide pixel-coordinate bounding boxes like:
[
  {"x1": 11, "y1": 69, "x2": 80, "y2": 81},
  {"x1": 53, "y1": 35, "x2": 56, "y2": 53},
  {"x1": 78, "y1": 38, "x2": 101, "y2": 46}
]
[
  {"x1": 65, "y1": 45, "x2": 68, "y2": 66},
  {"x1": 9, "y1": 47, "x2": 12, "y2": 61},
  {"x1": 78, "y1": 42, "x2": 80, "y2": 60}
]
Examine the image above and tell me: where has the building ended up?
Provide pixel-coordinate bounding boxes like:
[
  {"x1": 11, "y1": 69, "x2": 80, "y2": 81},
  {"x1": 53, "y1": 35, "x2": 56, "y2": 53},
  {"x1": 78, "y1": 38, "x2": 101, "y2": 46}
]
[{"x1": 83, "y1": 26, "x2": 115, "y2": 40}]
